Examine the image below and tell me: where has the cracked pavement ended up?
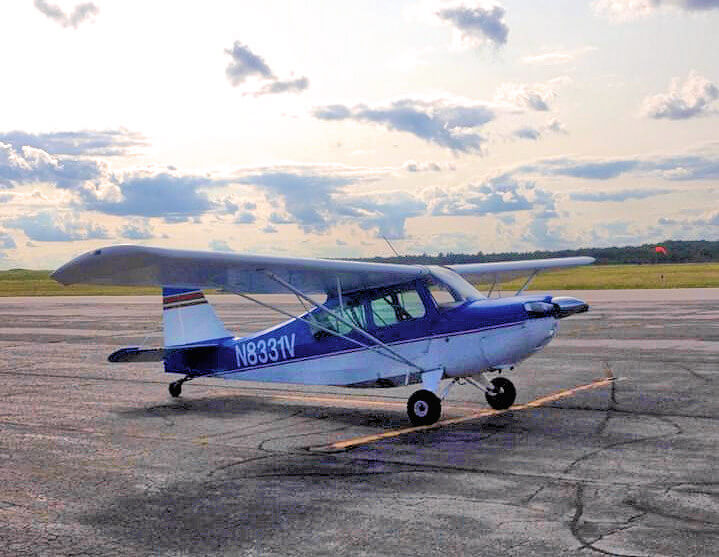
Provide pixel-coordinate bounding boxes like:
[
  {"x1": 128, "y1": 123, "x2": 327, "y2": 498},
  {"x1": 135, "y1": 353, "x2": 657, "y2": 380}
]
[{"x1": 1, "y1": 290, "x2": 718, "y2": 556}]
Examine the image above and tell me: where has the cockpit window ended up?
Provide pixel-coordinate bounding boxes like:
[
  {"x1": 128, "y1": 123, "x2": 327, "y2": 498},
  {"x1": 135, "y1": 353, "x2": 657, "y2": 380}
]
[
  {"x1": 370, "y1": 286, "x2": 426, "y2": 327},
  {"x1": 310, "y1": 297, "x2": 366, "y2": 340}
]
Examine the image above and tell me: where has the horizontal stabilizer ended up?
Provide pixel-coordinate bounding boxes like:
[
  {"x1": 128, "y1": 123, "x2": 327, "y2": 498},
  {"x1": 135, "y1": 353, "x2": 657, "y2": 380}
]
[
  {"x1": 108, "y1": 347, "x2": 165, "y2": 363},
  {"x1": 108, "y1": 343, "x2": 225, "y2": 364}
]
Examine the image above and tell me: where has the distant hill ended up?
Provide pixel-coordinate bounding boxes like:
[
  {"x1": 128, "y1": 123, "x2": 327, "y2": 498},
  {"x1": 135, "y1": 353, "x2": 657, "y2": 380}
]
[{"x1": 360, "y1": 240, "x2": 719, "y2": 266}]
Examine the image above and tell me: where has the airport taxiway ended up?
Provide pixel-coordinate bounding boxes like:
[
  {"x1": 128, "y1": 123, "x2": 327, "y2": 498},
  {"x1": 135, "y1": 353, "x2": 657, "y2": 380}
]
[{"x1": 1, "y1": 290, "x2": 718, "y2": 556}]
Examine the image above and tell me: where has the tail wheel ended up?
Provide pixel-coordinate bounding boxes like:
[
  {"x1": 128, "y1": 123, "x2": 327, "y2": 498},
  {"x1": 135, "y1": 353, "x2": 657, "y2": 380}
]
[
  {"x1": 407, "y1": 389, "x2": 442, "y2": 426},
  {"x1": 485, "y1": 377, "x2": 516, "y2": 410}
]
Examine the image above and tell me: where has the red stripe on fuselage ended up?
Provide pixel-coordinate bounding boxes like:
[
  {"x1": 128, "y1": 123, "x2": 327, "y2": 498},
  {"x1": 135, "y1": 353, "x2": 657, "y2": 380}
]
[{"x1": 163, "y1": 291, "x2": 204, "y2": 304}]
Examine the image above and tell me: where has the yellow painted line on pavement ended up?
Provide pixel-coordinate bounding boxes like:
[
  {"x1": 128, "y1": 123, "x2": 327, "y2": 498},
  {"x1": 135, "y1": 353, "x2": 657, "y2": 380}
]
[
  {"x1": 309, "y1": 374, "x2": 616, "y2": 453},
  {"x1": 221, "y1": 389, "x2": 485, "y2": 413}
]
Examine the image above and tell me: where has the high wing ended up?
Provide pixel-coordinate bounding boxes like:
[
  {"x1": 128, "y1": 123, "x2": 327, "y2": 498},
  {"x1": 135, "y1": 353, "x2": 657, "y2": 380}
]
[
  {"x1": 447, "y1": 257, "x2": 595, "y2": 285},
  {"x1": 51, "y1": 245, "x2": 428, "y2": 295}
]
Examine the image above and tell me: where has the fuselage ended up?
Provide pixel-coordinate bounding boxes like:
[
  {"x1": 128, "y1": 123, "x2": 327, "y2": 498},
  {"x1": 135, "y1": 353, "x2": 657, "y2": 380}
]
[{"x1": 163, "y1": 277, "x2": 564, "y2": 388}]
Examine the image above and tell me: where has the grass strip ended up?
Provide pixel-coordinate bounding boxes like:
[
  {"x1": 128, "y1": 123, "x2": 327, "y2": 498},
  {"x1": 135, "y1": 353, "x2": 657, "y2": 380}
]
[{"x1": 0, "y1": 263, "x2": 718, "y2": 296}]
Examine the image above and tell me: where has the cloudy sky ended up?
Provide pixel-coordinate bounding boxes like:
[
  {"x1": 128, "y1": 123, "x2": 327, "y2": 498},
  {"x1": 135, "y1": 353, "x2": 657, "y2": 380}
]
[{"x1": 1, "y1": 0, "x2": 718, "y2": 269}]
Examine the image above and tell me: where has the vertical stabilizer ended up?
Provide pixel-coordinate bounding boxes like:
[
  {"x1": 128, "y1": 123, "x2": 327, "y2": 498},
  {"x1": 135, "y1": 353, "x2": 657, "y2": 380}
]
[{"x1": 162, "y1": 288, "x2": 233, "y2": 347}]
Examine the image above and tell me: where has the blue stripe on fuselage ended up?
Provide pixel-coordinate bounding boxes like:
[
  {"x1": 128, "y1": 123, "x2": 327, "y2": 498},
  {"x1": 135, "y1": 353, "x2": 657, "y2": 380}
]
[{"x1": 163, "y1": 294, "x2": 552, "y2": 376}]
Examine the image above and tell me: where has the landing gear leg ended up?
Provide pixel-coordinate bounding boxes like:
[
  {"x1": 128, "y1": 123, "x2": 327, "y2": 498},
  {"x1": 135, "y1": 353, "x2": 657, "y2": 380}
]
[
  {"x1": 168, "y1": 376, "x2": 191, "y2": 398},
  {"x1": 407, "y1": 389, "x2": 442, "y2": 426},
  {"x1": 466, "y1": 372, "x2": 517, "y2": 410}
]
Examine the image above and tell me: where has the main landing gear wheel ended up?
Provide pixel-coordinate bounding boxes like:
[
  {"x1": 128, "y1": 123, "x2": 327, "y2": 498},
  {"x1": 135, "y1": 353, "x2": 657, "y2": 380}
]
[
  {"x1": 485, "y1": 377, "x2": 516, "y2": 410},
  {"x1": 407, "y1": 389, "x2": 442, "y2": 426},
  {"x1": 168, "y1": 381, "x2": 182, "y2": 398}
]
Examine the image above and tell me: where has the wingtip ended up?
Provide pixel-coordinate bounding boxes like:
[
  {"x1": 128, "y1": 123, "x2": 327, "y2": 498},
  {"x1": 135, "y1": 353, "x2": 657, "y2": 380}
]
[{"x1": 49, "y1": 269, "x2": 65, "y2": 285}]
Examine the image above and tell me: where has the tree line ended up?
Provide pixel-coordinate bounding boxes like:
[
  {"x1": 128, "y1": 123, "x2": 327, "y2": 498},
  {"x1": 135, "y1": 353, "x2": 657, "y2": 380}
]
[{"x1": 360, "y1": 240, "x2": 719, "y2": 266}]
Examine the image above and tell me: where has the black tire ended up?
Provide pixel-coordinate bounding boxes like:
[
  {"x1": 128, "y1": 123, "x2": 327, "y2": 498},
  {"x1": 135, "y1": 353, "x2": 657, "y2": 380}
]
[
  {"x1": 169, "y1": 381, "x2": 182, "y2": 398},
  {"x1": 407, "y1": 389, "x2": 442, "y2": 426},
  {"x1": 485, "y1": 377, "x2": 516, "y2": 410}
]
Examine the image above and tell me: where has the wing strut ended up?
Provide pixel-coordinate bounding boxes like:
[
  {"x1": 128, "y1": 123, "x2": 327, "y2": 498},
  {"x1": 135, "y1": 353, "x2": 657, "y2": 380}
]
[
  {"x1": 262, "y1": 271, "x2": 427, "y2": 379},
  {"x1": 487, "y1": 277, "x2": 498, "y2": 298},
  {"x1": 515, "y1": 270, "x2": 539, "y2": 296},
  {"x1": 230, "y1": 290, "x2": 416, "y2": 368}
]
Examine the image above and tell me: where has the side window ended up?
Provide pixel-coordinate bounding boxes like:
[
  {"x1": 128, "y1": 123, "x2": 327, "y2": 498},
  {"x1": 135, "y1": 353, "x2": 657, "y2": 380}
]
[
  {"x1": 310, "y1": 299, "x2": 367, "y2": 340},
  {"x1": 370, "y1": 287, "x2": 426, "y2": 328}
]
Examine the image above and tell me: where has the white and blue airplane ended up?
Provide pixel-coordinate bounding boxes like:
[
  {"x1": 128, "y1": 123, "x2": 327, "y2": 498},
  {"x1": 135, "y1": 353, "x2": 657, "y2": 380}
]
[{"x1": 52, "y1": 246, "x2": 593, "y2": 425}]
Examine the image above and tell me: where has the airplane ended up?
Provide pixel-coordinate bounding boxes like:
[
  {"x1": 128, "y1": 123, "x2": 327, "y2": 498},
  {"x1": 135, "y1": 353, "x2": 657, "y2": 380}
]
[{"x1": 51, "y1": 245, "x2": 594, "y2": 426}]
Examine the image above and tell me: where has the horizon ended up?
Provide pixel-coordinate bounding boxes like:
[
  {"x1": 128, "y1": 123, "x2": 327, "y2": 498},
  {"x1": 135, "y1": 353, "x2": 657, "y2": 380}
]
[
  {"x1": 3, "y1": 237, "x2": 716, "y2": 272},
  {"x1": 1, "y1": 1, "x2": 718, "y2": 270}
]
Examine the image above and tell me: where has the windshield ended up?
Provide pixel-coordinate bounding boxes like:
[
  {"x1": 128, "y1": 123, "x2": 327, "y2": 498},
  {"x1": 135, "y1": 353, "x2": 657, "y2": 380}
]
[{"x1": 427, "y1": 266, "x2": 485, "y2": 305}]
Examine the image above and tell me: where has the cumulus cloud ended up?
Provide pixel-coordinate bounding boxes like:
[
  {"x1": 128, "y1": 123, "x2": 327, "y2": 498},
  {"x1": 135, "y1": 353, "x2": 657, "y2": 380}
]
[
  {"x1": 587, "y1": 220, "x2": 655, "y2": 247},
  {"x1": 79, "y1": 173, "x2": 226, "y2": 222},
  {"x1": 570, "y1": 188, "x2": 674, "y2": 202},
  {"x1": 436, "y1": 2, "x2": 509, "y2": 48},
  {"x1": 424, "y1": 175, "x2": 553, "y2": 217},
  {"x1": 521, "y1": 211, "x2": 572, "y2": 250},
  {"x1": 0, "y1": 137, "x2": 240, "y2": 224},
  {"x1": 0, "y1": 142, "x2": 102, "y2": 189},
  {"x1": 417, "y1": 173, "x2": 577, "y2": 250},
  {"x1": 209, "y1": 239, "x2": 235, "y2": 252},
  {"x1": 313, "y1": 98, "x2": 494, "y2": 153},
  {"x1": 513, "y1": 127, "x2": 541, "y2": 140},
  {"x1": 0, "y1": 232, "x2": 16, "y2": 249},
  {"x1": 546, "y1": 118, "x2": 568, "y2": 134},
  {"x1": 224, "y1": 42, "x2": 274, "y2": 85},
  {"x1": 34, "y1": 0, "x2": 98, "y2": 29},
  {"x1": 268, "y1": 212, "x2": 295, "y2": 224},
  {"x1": 0, "y1": 129, "x2": 146, "y2": 157},
  {"x1": 313, "y1": 105, "x2": 351, "y2": 120},
  {"x1": 224, "y1": 41, "x2": 309, "y2": 96},
  {"x1": 594, "y1": 0, "x2": 719, "y2": 20},
  {"x1": 494, "y1": 77, "x2": 569, "y2": 111},
  {"x1": 240, "y1": 170, "x2": 425, "y2": 238},
  {"x1": 414, "y1": 176, "x2": 569, "y2": 249},
  {"x1": 341, "y1": 192, "x2": 427, "y2": 239},
  {"x1": 402, "y1": 160, "x2": 455, "y2": 172},
  {"x1": 658, "y1": 210, "x2": 719, "y2": 226},
  {"x1": 519, "y1": 146, "x2": 719, "y2": 181},
  {"x1": 118, "y1": 219, "x2": 154, "y2": 240},
  {"x1": 641, "y1": 71, "x2": 719, "y2": 120},
  {"x1": 523, "y1": 157, "x2": 640, "y2": 179},
  {"x1": 4, "y1": 211, "x2": 108, "y2": 242},
  {"x1": 512, "y1": 119, "x2": 567, "y2": 141},
  {"x1": 234, "y1": 211, "x2": 256, "y2": 224},
  {"x1": 259, "y1": 77, "x2": 310, "y2": 95},
  {"x1": 240, "y1": 172, "x2": 354, "y2": 232}
]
